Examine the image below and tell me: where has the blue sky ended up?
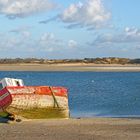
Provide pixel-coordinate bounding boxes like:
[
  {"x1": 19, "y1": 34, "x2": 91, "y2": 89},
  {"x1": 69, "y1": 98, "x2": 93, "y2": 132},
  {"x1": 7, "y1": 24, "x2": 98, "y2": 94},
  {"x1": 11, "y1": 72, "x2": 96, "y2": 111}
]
[{"x1": 0, "y1": 0, "x2": 140, "y2": 59}]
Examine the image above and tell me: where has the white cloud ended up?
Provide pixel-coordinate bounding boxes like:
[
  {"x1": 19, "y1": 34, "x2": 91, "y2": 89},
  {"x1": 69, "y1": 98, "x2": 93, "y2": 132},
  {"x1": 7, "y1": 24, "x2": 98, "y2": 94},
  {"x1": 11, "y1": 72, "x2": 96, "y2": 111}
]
[
  {"x1": 68, "y1": 40, "x2": 77, "y2": 48},
  {"x1": 39, "y1": 33, "x2": 61, "y2": 47},
  {"x1": 58, "y1": 0, "x2": 111, "y2": 29},
  {"x1": 21, "y1": 31, "x2": 31, "y2": 38},
  {"x1": 10, "y1": 26, "x2": 31, "y2": 39},
  {"x1": 0, "y1": 34, "x2": 24, "y2": 51},
  {"x1": 94, "y1": 27, "x2": 140, "y2": 45},
  {"x1": 40, "y1": 33, "x2": 55, "y2": 42},
  {"x1": 38, "y1": 32, "x2": 66, "y2": 53},
  {"x1": 0, "y1": 0, "x2": 55, "y2": 18},
  {"x1": 0, "y1": 29, "x2": 82, "y2": 58},
  {"x1": 125, "y1": 27, "x2": 140, "y2": 36}
]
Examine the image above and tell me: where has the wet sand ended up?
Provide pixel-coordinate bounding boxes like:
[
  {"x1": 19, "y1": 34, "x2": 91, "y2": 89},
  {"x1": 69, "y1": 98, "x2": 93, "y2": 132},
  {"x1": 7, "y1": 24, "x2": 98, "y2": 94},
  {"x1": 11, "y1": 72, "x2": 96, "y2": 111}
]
[
  {"x1": 0, "y1": 118, "x2": 140, "y2": 140},
  {"x1": 0, "y1": 63, "x2": 140, "y2": 71}
]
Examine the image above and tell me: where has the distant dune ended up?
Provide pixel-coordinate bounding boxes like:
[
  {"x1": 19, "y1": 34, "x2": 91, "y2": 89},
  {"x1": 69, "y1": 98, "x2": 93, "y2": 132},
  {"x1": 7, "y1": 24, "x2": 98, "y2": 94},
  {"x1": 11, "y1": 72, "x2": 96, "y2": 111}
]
[
  {"x1": 0, "y1": 57, "x2": 140, "y2": 65},
  {"x1": 0, "y1": 57, "x2": 140, "y2": 71}
]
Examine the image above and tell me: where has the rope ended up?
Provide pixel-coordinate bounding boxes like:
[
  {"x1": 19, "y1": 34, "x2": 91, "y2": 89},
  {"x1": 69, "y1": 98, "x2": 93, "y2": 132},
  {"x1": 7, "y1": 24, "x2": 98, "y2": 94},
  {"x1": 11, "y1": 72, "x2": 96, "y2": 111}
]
[{"x1": 49, "y1": 87, "x2": 59, "y2": 108}]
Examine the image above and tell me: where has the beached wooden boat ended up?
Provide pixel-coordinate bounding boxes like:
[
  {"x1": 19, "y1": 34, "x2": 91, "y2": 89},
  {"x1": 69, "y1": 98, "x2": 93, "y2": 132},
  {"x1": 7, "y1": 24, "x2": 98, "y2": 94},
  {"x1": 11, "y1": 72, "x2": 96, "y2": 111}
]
[{"x1": 0, "y1": 78, "x2": 69, "y2": 119}]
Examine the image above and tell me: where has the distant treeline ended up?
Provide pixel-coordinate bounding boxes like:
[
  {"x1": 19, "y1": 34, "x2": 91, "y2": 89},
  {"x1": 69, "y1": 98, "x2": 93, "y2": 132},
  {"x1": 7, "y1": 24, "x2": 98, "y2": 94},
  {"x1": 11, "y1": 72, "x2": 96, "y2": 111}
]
[{"x1": 0, "y1": 57, "x2": 140, "y2": 64}]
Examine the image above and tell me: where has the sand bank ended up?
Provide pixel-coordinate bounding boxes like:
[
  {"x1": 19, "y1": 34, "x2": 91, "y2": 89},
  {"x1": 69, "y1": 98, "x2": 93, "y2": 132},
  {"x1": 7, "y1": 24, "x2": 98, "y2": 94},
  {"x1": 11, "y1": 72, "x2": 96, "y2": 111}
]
[
  {"x1": 0, "y1": 118, "x2": 140, "y2": 140},
  {"x1": 0, "y1": 63, "x2": 140, "y2": 71}
]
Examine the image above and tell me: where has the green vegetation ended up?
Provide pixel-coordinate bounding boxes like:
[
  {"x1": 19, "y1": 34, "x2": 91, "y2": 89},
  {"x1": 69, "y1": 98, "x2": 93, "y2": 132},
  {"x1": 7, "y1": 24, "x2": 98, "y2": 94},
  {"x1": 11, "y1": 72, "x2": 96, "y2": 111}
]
[
  {"x1": 0, "y1": 111, "x2": 9, "y2": 118},
  {"x1": 0, "y1": 58, "x2": 45, "y2": 64},
  {"x1": 0, "y1": 57, "x2": 139, "y2": 64}
]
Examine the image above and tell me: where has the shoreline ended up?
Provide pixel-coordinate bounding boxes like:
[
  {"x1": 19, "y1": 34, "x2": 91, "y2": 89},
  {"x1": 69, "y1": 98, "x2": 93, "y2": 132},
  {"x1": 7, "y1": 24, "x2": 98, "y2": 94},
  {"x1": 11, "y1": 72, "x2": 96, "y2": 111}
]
[
  {"x1": 0, "y1": 63, "x2": 140, "y2": 71},
  {"x1": 1, "y1": 118, "x2": 140, "y2": 140}
]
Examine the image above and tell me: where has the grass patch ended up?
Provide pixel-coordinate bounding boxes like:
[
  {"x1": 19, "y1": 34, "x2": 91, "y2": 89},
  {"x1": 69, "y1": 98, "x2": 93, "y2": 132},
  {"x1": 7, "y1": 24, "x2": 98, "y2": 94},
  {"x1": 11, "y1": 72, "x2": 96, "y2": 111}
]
[{"x1": 0, "y1": 112, "x2": 9, "y2": 118}]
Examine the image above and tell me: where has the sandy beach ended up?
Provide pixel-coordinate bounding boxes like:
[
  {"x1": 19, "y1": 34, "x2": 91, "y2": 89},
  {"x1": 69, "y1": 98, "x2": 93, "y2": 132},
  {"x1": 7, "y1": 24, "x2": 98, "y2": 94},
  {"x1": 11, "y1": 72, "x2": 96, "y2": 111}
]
[
  {"x1": 0, "y1": 118, "x2": 140, "y2": 140},
  {"x1": 0, "y1": 63, "x2": 140, "y2": 71}
]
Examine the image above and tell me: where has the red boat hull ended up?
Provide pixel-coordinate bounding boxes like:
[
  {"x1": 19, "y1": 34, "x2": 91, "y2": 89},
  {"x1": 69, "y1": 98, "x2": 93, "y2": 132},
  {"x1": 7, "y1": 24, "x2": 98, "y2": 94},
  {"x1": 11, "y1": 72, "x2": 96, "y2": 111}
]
[
  {"x1": 0, "y1": 86, "x2": 69, "y2": 119},
  {"x1": 0, "y1": 88, "x2": 12, "y2": 110}
]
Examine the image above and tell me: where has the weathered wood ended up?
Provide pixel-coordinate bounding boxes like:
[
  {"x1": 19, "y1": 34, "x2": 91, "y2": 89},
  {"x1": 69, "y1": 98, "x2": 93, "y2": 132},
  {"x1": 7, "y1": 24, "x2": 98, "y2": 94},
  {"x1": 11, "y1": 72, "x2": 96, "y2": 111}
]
[{"x1": 5, "y1": 86, "x2": 69, "y2": 119}]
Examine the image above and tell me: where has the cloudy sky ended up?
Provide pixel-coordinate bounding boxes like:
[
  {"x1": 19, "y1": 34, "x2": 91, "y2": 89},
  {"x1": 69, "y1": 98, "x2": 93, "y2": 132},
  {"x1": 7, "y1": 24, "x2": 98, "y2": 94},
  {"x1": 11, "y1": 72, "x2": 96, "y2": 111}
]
[{"x1": 0, "y1": 0, "x2": 140, "y2": 59}]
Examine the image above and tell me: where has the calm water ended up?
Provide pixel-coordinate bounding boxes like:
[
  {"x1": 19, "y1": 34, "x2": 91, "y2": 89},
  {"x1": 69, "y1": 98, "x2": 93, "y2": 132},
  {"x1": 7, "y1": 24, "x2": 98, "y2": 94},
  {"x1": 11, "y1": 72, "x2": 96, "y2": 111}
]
[{"x1": 0, "y1": 71, "x2": 140, "y2": 118}]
